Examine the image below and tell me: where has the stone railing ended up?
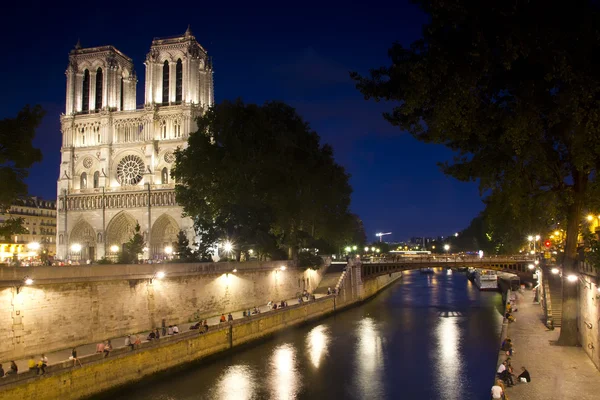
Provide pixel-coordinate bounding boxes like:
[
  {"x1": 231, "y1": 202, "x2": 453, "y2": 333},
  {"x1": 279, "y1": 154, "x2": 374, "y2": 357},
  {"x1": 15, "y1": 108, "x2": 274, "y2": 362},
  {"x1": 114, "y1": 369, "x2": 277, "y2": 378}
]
[
  {"x1": 0, "y1": 260, "x2": 296, "y2": 287},
  {"x1": 61, "y1": 189, "x2": 177, "y2": 211}
]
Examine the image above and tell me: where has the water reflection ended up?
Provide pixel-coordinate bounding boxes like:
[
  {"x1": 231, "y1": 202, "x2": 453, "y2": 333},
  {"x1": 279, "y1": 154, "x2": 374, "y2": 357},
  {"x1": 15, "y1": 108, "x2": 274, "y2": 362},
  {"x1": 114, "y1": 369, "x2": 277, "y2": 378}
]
[
  {"x1": 354, "y1": 318, "x2": 385, "y2": 399},
  {"x1": 269, "y1": 343, "x2": 299, "y2": 400},
  {"x1": 435, "y1": 316, "x2": 462, "y2": 400},
  {"x1": 212, "y1": 365, "x2": 256, "y2": 400},
  {"x1": 306, "y1": 325, "x2": 329, "y2": 369}
]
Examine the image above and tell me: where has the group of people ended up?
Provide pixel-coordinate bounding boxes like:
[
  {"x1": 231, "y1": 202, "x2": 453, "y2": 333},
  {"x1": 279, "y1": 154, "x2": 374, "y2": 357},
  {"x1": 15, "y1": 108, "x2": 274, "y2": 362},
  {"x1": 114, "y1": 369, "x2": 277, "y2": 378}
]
[
  {"x1": 505, "y1": 301, "x2": 518, "y2": 323},
  {"x1": 95, "y1": 340, "x2": 113, "y2": 357},
  {"x1": 190, "y1": 320, "x2": 209, "y2": 332},
  {"x1": 0, "y1": 361, "x2": 19, "y2": 377},
  {"x1": 242, "y1": 307, "x2": 261, "y2": 317}
]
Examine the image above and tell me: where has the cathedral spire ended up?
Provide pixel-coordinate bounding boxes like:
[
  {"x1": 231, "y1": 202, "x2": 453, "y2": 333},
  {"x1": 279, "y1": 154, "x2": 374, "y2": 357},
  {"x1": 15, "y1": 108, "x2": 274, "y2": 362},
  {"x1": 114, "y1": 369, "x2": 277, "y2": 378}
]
[
  {"x1": 75, "y1": 39, "x2": 82, "y2": 50},
  {"x1": 185, "y1": 25, "x2": 193, "y2": 37}
]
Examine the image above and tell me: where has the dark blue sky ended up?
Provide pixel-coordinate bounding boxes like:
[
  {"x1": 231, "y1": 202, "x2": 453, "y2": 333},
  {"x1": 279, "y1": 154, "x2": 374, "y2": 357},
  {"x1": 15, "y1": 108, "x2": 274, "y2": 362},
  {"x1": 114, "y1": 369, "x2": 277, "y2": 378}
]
[{"x1": 1, "y1": 0, "x2": 483, "y2": 241}]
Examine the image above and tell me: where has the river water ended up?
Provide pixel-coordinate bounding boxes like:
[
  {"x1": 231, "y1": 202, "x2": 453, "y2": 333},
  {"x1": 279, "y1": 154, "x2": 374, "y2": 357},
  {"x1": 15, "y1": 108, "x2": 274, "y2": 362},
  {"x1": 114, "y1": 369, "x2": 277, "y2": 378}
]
[{"x1": 108, "y1": 269, "x2": 503, "y2": 400}]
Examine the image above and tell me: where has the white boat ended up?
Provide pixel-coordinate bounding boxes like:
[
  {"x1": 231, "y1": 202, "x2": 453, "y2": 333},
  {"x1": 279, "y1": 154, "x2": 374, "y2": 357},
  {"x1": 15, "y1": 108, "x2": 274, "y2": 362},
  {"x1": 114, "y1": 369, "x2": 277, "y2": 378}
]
[{"x1": 474, "y1": 269, "x2": 498, "y2": 291}]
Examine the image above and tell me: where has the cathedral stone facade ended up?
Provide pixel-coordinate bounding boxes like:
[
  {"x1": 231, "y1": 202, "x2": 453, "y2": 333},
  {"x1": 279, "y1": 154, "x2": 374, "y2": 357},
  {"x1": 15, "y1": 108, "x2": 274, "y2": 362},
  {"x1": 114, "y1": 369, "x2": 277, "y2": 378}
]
[{"x1": 56, "y1": 28, "x2": 214, "y2": 261}]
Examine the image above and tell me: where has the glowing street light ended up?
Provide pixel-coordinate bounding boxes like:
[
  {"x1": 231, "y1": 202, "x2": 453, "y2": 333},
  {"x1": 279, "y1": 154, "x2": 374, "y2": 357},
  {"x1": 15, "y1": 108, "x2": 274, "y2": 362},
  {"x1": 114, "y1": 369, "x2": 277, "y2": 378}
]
[
  {"x1": 364, "y1": 247, "x2": 369, "y2": 252},
  {"x1": 155, "y1": 271, "x2": 166, "y2": 279},
  {"x1": 71, "y1": 243, "x2": 82, "y2": 252},
  {"x1": 551, "y1": 268, "x2": 560, "y2": 274},
  {"x1": 27, "y1": 242, "x2": 40, "y2": 251},
  {"x1": 444, "y1": 244, "x2": 450, "y2": 252},
  {"x1": 344, "y1": 246, "x2": 351, "y2": 253},
  {"x1": 165, "y1": 246, "x2": 173, "y2": 255},
  {"x1": 352, "y1": 245, "x2": 357, "y2": 251},
  {"x1": 280, "y1": 265, "x2": 287, "y2": 271},
  {"x1": 110, "y1": 245, "x2": 120, "y2": 253},
  {"x1": 528, "y1": 264, "x2": 535, "y2": 270},
  {"x1": 567, "y1": 274, "x2": 578, "y2": 282},
  {"x1": 24, "y1": 276, "x2": 34, "y2": 285}
]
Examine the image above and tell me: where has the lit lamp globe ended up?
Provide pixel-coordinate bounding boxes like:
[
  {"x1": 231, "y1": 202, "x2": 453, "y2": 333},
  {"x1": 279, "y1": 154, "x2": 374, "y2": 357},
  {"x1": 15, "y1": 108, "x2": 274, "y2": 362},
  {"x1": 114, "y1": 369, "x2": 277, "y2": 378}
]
[
  {"x1": 165, "y1": 246, "x2": 173, "y2": 255},
  {"x1": 27, "y1": 242, "x2": 40, "y2": 251},
  {"x1": 110, "y1": 245, "x2": 120, "y2": 253},
  {"x1": 444, "y1": 244, "x2": 450, "y2": 251},
  {"x1": 71, "y1": 243, "x2": 82, "y2": 252}
]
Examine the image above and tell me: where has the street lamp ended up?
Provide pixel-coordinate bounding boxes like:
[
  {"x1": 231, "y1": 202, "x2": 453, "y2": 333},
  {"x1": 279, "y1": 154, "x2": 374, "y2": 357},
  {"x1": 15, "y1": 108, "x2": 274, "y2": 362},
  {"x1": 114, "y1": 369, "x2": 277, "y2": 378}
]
[
  {"x1": 150, "y1": 270, "x2": 166, "y2": 284},
  {"x1": 364, "y1": 247, "x2": 369, "y2": 252},
  {"x1": 444, "y1": 244, "x2": 450, "y2": 253},
  {"x1": 352, "y1": 245, "x2": 357, "y2": 251},
  {"x1": 344, "y1": 246, "x2": 351, "y2": 253},
  {"x1": 110, "y1": 245, "x2": 119, "y2": 253},
  {"x1": 164, "y1": 246, "x2": 173, "y2": 260},
  {"x1": 27, "y1": 242, "x2": 40, "y2": 251},
  {"x1": 17, "y1": 276, "x2": 34, "y2": 294}
]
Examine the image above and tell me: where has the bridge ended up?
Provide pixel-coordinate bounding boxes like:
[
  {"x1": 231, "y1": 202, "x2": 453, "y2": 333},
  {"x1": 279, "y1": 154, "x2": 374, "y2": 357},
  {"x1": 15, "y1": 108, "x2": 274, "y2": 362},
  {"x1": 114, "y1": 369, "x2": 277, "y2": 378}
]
[{"x1": 360, "y1": 256, "x2": 535, "y2": 280}]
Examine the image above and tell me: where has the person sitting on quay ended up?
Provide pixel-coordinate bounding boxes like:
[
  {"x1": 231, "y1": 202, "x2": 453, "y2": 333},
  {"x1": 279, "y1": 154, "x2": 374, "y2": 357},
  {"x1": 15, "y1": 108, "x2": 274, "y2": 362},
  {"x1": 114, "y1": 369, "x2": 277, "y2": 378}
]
[
  {"x1": 0, "y1": 363, "x2": 4, "y2": 377},
  {"x1": 134, "y1": 334, "x2": 142, "y2": 348},
  {"x1": 252, "y1": 306, "x2": 260, "y2": 314},
  {"x1": 518, "y1": 366, "x2": 531, "y2": 383},
  {"x1": 28, "y1": 356, "x2": 38, "y2": 373},
  {"x1": 203, "y1": 320, "x2": 209, "y2": 332},
  {"x1": 190, "y1": 321, "x2": 201, "y2": 330},
  {"x1": 39, "y1": 354, "x2": 48, "y2": 375},
  {"x1": 155, "y1": 328, "x2": 161, "y2": 339},
  {"x1": 71, "y1": 348, "x2": 82, "y2": 367},
  {"x1": 497, "y1": 361, "x2": 507, "y2": 377},
  {"x1": 491, "y1": 379, "x2": 504, "y2": 400},
  {"x1": 167, "y1": 325, "x2": 174, "y2": 335},
  {"x1": 148, "y1": 330, "x2": 157, "y2": 339},
  {"x1": 327, "y1": 287, "x2": 332, "y2": 295},
  {"x1": 220, "y1": 314, "x2": 226, "y2": 323},
  {"x1": 104, "y1": 340, "x2": 112, "y2": 357},
  {"x1": 228, "y1": 313, "x2": 234, "y2": 321},
  {"x1": 6, "y1": 360, "x2": 18, "y2": 375},
  {"x1": 280, "y1": 301, "x2": 286, "y2": 308},
  {"x1": 173, "y1": 324, "x2": 179, "y2": 334},
  {"x1": 96, "y1": 341, "x2": 105, "y2": 353}
]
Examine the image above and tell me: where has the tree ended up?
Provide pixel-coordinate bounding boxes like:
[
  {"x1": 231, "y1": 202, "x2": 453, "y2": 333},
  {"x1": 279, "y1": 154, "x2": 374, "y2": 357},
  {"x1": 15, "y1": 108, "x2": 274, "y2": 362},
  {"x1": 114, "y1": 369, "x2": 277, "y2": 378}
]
[
  {"x1": 0, "y1": 105, "x2": 44, "y2": 237},
  {"x1": 173, "y1": 99, "x2": 355, "y2": 261},
  {"x1": 175, "y1": 230, "x2": 196, "y2": 262},
  {"x1": 119, "y1": 223, "x2": 145, "y2": 264},
  {"x1": 352, "y1": 0, "x2": 600, "y2": 345}
]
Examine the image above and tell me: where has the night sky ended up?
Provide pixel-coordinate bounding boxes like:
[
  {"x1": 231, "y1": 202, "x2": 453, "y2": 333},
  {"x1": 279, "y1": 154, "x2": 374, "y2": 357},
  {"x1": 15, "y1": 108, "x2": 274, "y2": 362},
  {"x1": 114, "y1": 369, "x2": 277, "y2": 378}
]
[{"x1": 1, "y1": 0, "x2": 483, "y2": 241}]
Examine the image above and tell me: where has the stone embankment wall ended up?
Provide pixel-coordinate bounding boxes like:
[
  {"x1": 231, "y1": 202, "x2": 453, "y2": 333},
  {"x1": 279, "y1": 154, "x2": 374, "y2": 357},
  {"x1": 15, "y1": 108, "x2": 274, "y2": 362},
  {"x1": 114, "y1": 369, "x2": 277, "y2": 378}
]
[
  {"x1": 0, "y1": 265, "x2": 402, "y2": 400},
  {"x1": 577, "y1": 266, "x2": 600, "y2": 371},
  {"x1": 0, "y1": 261, "x2": 326, "y2": 360}
]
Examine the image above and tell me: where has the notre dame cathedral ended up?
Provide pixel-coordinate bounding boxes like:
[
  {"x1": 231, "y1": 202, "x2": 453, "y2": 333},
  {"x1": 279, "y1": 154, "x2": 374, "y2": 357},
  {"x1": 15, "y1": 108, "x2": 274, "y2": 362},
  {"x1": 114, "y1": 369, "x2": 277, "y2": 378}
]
[{"x1": 56, "y1": 27, "x2": 214, "y2": 261}]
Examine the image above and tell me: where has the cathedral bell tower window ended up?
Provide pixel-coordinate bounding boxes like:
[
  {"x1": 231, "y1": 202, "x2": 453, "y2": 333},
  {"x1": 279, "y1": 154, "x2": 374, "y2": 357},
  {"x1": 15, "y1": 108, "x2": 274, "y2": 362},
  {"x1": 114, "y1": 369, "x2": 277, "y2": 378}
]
[
  {"x1": 161, "y1": 167, "x2": 169, "y2": 184},
  {"x1": 80, "y1": 172, "x2": 87, "y2": 189},
  {"x1": 162, "y1": 61, "x2": 169, "y2": 105},
  {"x1": 175, "y1": 59, "x2": 182, "y2": 103},
  {"x1": 95, "y1": 67, "x2": 103, "y2": 110},
  {"x1": 82, "y1": 69, "x2": 90, "y2": 112},
  {"x1": 93, "y1": 171, "x2": 99, "y2": 188}
]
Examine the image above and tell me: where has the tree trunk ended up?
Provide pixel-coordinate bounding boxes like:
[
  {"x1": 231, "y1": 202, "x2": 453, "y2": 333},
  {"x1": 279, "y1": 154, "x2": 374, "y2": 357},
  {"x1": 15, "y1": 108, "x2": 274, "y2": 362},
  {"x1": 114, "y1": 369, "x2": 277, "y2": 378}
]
[{"x1": 557, "y1": 170, "x2": 587, "y2": 346}]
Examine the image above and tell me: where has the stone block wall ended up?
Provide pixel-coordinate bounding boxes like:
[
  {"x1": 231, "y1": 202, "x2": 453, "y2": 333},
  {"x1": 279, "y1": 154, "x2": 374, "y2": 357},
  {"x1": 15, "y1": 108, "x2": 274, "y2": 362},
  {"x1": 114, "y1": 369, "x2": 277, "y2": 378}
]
[
  {"x1": 578, "y1": 278, "x2": 600, "y2": 371},
  {"x1": 0, "y1": 261, "x2": 324, "y2": 361}
]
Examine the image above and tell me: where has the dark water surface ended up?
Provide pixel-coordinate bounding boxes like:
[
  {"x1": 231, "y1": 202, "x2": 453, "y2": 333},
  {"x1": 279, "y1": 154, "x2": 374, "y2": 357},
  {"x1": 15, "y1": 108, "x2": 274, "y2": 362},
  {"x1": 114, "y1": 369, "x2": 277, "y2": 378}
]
[{"x1": 109, "y1": 269, "x2": 503, "y2": 400}]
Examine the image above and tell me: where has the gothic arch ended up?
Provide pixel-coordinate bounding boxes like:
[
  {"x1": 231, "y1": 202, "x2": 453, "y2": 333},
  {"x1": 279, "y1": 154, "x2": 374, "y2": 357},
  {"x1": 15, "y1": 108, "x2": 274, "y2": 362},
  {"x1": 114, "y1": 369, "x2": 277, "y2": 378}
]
[
  {"x1": 69, "y1": 219, "x2": 96, "y2": 260},
  {"x1": 106, "y1": 211, "x2": 137, "y2": 249},
  {"x1": 151, "y1": 214, "x2": 179, "y2": 256}
]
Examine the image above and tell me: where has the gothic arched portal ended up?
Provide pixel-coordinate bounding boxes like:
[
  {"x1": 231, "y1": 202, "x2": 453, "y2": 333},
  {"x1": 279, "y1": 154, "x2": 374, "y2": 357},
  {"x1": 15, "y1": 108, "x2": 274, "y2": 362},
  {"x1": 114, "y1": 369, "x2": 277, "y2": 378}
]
[
  {"x1": 151, "y1": 214, "x2": 179, "y2": 257},
  {"x1": 69, "y1": 219, "x2": 96, "y2": 260},
  {"x1": 106, "y1": 211, "x2": 137, "y2": 250}
]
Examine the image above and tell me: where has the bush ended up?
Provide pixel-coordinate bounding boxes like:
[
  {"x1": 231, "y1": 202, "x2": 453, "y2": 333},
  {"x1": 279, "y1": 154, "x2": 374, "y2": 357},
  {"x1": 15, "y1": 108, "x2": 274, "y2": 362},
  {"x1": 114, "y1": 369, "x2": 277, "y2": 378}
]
[{"x1": 298, "y1": 252, "x2": 324, "y2": 269}]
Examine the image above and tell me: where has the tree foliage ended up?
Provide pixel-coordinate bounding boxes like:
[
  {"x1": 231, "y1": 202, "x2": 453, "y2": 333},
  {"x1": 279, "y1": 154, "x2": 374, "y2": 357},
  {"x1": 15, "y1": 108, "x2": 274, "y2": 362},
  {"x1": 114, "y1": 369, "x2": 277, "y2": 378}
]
[
  {"x1": 0, "y1": 105, "x2": 44, "y2": 237},
  {"x1": 173, "y1": 99, "x2": 355, "y2": 260},
  {"x1": 175, "y1": 230, "x2": 197, "y2": 263},
  {"x1": 119, "y1": 223, "x2": 145, "y2": 264},
  {"x1": 352, "y1": 0, "x2": 600, "y2": 345}
]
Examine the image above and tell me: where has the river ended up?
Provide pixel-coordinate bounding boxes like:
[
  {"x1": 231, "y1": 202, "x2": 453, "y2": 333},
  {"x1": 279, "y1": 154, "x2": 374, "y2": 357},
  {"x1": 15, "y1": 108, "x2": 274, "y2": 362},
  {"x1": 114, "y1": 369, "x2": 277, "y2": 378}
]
[{"x1": 105, "y1": 269, "x2": 504, "y2": 400}]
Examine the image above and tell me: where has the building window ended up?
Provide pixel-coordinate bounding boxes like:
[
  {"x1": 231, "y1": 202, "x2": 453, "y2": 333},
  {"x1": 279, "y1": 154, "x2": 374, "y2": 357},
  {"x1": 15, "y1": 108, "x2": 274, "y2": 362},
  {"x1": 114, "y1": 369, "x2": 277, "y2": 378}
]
[
  {"x1": 82, "y1": 69, "x2": 90, "y2": 112},
  {"x1": 120, "y1": 77, "x2": 124, "y2": 110},
  {"x1": 161, "y1": 121, "x2": 167, "y2": 139},
  {"x1": 174, "y1": 121, "x2": 181, "y2": 137},
  {"x1": 175, "y1": 59, "x2": 182, "y2": 103},
  {"x1": 80, "y1": 172, "x2": 87, "y2": 189},
  {"x1": 162, "y1": 60, "x2": 169, "y2": 104},
  {"x1": 93, "y1": 171, "x2": 99, "y2": 188},
  {"x1": 59, "y1": 234, "x2": 63, "y2": 244},
  {"x1": 161, "y1": 167, "x2": 168, "y2": 184},
  {"x1": 95, "y1": 67, "x2": 103, "y2": 110}
]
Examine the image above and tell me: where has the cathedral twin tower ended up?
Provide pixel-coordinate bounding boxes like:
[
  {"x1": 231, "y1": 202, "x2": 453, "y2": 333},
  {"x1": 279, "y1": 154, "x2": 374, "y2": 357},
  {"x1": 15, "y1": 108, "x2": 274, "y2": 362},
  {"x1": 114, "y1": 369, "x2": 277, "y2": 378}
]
[{"x1": 56, "y1": 28, "x2": 214, "y2": 261}]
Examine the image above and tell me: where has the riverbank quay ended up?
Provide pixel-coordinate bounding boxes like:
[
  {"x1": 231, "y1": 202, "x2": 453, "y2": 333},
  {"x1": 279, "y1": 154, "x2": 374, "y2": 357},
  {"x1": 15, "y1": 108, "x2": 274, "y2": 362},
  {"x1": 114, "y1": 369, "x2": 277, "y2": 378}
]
[
  {"x1": 0, "y1": 266, "x2": 402, "y2": 400},
  {"x1": 497, "y1": 289, "x2": 600, "y2": 400}
]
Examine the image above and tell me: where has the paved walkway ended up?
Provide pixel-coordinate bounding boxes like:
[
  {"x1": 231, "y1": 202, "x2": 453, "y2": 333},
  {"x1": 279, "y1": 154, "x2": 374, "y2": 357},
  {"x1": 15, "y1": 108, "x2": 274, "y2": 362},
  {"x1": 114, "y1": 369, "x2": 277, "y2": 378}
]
[
  {"x1": 500, "y1": 290, "x2": 600, "y2": 400},
  {"x1": 7, "y1": 294, "x2": 326, "y2": 374}
]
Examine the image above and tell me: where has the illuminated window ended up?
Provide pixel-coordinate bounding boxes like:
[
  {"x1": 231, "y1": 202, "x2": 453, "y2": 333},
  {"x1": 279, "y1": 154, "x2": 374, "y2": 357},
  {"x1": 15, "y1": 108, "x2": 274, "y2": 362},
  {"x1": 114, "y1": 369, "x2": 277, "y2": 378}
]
[
  {"x1": 82, "y1": 69, "x2": 90, "y2": 112},
  {"x1": 80, "y1": 172, "x2": 87, "y2": 189},
  {"x1": 175, "y1": 59, "x2": 182, "y2": 103},
  {"x1": 162, "y1": 60, "x2": 169, "y2": 104},
  {"x1": 93, "y1": 171, "x2": 99, "y2": 188},
  {"x1": 95, "y1": 67, "x2": 103, "y2": 110},
  {"x1": 120, "y1": 77, "x2": 124, "y2": 110},
  {"x1": 161, "y1": 167, "x2": 168, "y2": 184}
]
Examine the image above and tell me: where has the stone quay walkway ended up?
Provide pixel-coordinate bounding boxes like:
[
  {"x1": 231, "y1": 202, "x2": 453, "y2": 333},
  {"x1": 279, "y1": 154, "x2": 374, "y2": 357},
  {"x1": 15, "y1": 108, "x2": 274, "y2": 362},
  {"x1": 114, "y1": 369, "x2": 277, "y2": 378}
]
[
  {"x1": 499, "y1": 289, "x2": 600, "y2": 400},
  {"x1": 6, "y1": 294, "x2": 326, "y2": 375}
]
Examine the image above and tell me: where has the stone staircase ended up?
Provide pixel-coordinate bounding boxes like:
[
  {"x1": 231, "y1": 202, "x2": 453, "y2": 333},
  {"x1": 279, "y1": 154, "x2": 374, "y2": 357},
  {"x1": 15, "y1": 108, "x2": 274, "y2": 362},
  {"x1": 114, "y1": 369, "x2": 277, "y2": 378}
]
[
  {"x1": 314, "y1": 262, "x2": 347, "y2": 294},
  {"x1": 544, "y1": 269, "x2": 563, "y2": 327}
]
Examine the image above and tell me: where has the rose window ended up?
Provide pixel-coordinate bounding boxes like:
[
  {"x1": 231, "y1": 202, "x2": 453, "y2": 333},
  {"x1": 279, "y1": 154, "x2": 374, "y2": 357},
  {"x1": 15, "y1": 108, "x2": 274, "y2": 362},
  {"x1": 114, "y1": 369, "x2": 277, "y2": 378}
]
[
  {"x1": 83, "y1": 157, "x2": 93, "y2": 169},
  {"x1": 164, "y1": 151, "x2": 175, "y2": 164},
  {"x1": 116, "y1": 155, "x2": 145, "y2": 186}
]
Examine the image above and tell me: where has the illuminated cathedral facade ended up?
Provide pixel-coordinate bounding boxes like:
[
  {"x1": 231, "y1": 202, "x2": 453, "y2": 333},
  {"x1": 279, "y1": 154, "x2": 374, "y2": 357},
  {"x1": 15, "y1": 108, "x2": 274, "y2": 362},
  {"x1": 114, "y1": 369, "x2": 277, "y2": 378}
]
[{"x1": 56, "y1": 27, "x2": 214, "y2": 261}]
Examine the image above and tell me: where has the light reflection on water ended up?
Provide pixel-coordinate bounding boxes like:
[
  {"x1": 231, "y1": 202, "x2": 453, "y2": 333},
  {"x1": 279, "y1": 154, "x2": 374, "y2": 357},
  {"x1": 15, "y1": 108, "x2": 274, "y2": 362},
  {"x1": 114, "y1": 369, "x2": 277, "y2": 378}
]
[
  {"x1": 270, "y1": 343, "x2": 300, "y2": 400},
  {"x1": 210, "y1": 365, "x2": 257, "y2": 400},
  {"x1": 354, "y1": 317, "x2": 385, "y2": 399},
  {"x1": 306, "y1": 325, "x2": 329, "y2": 369},
  {"x1": 435, "y1": 317, "x2": 463, "y2": 400}
]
